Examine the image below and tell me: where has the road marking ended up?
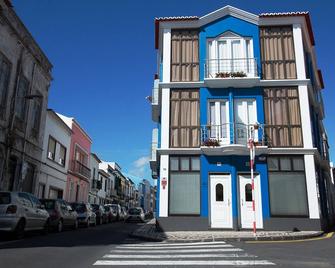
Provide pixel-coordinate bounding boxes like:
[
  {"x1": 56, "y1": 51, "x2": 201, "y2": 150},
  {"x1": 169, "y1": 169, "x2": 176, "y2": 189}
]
[
  {"x1": 102, "y1": 253, "x2": 257, "y2": 259},
  {"x1": 93, "y1": 260, "x2": 275, "y2": 266},
  {"x1": 111, "y1": 248, "x2": 242, "y2": 253},
  {"x1": 117, "y1": 244, "x2": 232, "y2": 249},
  {"x1": 246, "y1": 232, "x2": 334, "y2": 244},
  {"x1": 120, "y1": 241, "x2": 227, "y2": 246}
]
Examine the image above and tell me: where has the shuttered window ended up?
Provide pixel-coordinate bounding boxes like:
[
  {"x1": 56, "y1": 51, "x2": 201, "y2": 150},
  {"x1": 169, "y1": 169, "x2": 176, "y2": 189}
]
[
  {"x1": 260, "y1": 26, "x2": 296, "y2": 79},
  {"x1": 171, "y1": 30, "x2": 199, "y2": 82}
]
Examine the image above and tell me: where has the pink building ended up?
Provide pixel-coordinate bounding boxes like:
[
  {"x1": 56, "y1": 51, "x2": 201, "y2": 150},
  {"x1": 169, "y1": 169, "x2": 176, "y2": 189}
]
[{"x1": 57, "y1": 113, "x2": 92, "y2": 203}]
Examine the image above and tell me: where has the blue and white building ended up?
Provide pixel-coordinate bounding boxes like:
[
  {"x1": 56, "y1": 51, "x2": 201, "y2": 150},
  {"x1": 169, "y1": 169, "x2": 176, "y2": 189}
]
[{"x1": 150, "y1": 6, "x2": 334, "y2": 231}]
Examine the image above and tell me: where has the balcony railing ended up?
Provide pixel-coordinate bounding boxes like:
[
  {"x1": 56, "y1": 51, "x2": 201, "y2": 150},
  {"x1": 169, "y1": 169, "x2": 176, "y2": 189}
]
[
  {"x1": 201, "y1": 123, "x2": 266, "y2": 146},
  {"x1": 71, "y1": 160, "x2": 91, "y2": 179},
  {"x1": 205, "y1": 58, "x2": 258, "y2": 79},
  {"x1": 91, "y1": 179, "x2": 102, "y2": 190}
]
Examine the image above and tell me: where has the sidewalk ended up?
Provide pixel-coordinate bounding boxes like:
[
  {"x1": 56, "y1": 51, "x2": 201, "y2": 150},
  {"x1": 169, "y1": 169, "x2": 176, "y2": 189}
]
[{"x1": 130, "y1": 219, "x2": 324, "y2": 242}]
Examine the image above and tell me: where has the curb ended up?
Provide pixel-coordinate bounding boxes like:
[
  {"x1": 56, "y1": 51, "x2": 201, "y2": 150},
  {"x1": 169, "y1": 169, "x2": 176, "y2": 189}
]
[{"x1": 129, "y1": 230, "x2": 324, "y2": 243}]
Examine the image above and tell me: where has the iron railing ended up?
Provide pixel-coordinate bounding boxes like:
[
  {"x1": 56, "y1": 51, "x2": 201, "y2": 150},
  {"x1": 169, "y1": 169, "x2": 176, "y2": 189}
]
[
  {"x1": 205, "y1": 58, "x2": 258, "y2": 79},
  {"x1": 71, "y1": 160, "x2": 91, "y2": 179},
  {"x1": 201, "y1": 123, "x2": 266, "y2": 146}
]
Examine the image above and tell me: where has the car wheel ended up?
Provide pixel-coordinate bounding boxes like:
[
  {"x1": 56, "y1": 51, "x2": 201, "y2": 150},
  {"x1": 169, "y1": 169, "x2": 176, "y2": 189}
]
[
  {"x1": 73, "y1": 219, "x2": 79, "y2": 230},
  {"x1": 57, "y1": 219, "x2": 63, "y2": 233},
  {"x1": 13, "y1": 219, "x2": 25, "y2": 239},
  {"x1": 42, "y1": 220, "x2": 50, "y2": 235}
]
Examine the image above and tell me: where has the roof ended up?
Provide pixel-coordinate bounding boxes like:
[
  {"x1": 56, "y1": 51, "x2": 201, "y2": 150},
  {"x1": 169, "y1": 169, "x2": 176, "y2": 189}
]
[
  {"x1": 91, "y1": 153, "x2": 102, "y2": 163},
  {"x1": 259, "y1": 11, "x2": 315, "y2": 46},
  {"x1": 155, "y1": 7, "x2": 316, "y2": 48},
  {"x1": 47, "y1": 109, "x2": 72, "y2": 134}
]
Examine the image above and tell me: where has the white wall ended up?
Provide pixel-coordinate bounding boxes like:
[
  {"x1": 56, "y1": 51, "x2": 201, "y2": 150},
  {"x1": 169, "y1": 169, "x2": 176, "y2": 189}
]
[{"x1": 39, "y1": 111, "x2": 71, "y2": 198}]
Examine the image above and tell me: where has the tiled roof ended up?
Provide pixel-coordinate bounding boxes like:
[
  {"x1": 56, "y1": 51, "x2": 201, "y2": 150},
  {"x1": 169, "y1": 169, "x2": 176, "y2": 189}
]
[{"x1": 155, "y1": 16, "x2": 199, "y2": 21}]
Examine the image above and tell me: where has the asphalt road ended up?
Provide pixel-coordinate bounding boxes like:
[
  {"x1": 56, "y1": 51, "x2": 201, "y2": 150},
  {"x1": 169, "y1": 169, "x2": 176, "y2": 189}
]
[{"x1": 0, "y1": 222, "x2": 334, "y2": 268}]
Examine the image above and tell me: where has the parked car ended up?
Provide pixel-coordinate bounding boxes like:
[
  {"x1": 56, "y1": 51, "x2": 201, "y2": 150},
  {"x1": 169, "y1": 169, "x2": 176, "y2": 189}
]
[
  {"x1": 40, "y1": 199, "x2": 78, "y2": 232},
  {"x1": 70, "y1": 203, "x2": 96, "y2": 227},
  {"x1": 104, "y1": 205, "x2": 117, "y2": 223},
  {"x1": 126, "y1": 207, "x2": 145, "y2": 222},
  {"x1": 107, "y1": 204, "x2": 122, "y2": 221},
  {"x1": 91, "y1": 204, "x2": 107, "y2": 224},
  {"x1": 120, "y1": 206, "x2": 128, "y2": 221},
  {"x1": 0, "y1": 191, "x2": 50, "y2": 238}
]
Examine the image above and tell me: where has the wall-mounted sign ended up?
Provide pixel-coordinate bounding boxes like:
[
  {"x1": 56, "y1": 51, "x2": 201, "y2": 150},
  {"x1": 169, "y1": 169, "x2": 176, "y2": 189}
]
[{"x1": 161, "y1": 177, "x2": 167, "y2": 190}]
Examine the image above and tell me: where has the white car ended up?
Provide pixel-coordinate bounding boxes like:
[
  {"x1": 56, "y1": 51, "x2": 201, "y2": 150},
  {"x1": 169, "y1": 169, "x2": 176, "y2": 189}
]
[
  {"x1": 0, "y1": 191, "x2": 50, "y2": 238},
  {"x1": 126, "y1": 207, "x2": 145, "y2": 222}
]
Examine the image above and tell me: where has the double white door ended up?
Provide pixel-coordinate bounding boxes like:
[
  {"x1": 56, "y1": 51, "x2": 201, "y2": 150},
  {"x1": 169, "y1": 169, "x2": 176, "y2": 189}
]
[
  {"x1": 210, "y1": 175, "x2": 232, "y2": 228},
  {"x1": 239, "y1": 174, "x2": 263, "y2": 229},
  {"x1": 209, "y1": 101, "x2": 230, "y2": 144}
]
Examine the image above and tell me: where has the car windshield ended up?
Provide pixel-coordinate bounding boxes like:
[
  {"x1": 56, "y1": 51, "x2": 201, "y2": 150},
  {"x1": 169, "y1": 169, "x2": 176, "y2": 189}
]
[
  {"x1": 128, "y1": 208, "x2": 142, "y2": 215},
  {"x1": 40, "y1": 200, "x2": 55, "y2": 210},
  {"x1": 91, "y1": 204, "x2": 99, "y2": 210},
  {"x1": 0, "y1": 192, "x2": 10, "y2": 204},
  {"x1": 104, "y1": 206, "x2": 110, "y2": 211},
  {"x1": 72, "y1": 203, "x2": 86, "y2": 213}
]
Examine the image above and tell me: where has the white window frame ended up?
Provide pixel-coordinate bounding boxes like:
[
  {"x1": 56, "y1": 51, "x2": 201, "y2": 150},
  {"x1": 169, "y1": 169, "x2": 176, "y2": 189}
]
[
  {"x1": 207, "y1": 32, "x2": 254, "y2": 77},
  {"x1": 208, "y1": 100, "x2": 230, "y2": 145}
]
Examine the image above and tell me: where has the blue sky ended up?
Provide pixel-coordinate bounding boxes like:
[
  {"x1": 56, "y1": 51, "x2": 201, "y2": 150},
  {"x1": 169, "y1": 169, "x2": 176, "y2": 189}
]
[{"x1": 13, "y1": 0, "x2": 335, "y2": 185}]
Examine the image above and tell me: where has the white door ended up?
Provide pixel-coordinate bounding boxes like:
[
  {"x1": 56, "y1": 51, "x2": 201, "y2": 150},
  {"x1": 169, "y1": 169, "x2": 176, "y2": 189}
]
[
  {"x1": 239, "y1": 174, "x2": 263, "y2": 229},
  {"x1": 209, "y1": 101, "x2": 230, "y2": 145},
  {"x1": 234, "y1": 99, "x2": 257, "y2": 145},
  {"x1": 210, "y1": 174, "x2": 232, "y2": 228}
]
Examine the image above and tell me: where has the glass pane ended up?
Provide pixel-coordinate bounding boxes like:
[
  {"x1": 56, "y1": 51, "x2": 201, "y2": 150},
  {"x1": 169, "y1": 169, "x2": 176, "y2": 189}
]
[
  {"x1": 268, "y1": 157, "x2": 279, "y2": 171},
  {"x1": 293, "y1": 157, "x2": 304, "y2": 171},
  {"x1": 245, "y1": 183, "x2": 252, "y2": 201},
  {"x1": 191, "y1": 157, "x2": 200, "y2": 171},
  {"x1": 216, "y1": 183, "x2": 224, "y2": 201},
  {"x1": 220, "y1": 101, "x2": 227, "y2": 138},
  {"x1": 169, "y1": 173, "x2": 200, "y2": 215},
  {"x1": 170, "y1": 157, "x2": 179, "y2": 171},
  {"x1": 269, "y1": 172, "x2": 308, "y2": 216},
  {"x1": 280, "y1": 157, "x2": 291, "y2": 171},
  {"x1": 180, "y1": 158, "x2": 190, "y2": 171}
]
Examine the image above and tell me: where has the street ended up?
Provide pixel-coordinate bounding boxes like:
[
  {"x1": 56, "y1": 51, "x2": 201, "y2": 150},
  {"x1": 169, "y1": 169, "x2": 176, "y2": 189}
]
[{"x1": 0, "y1": 222, "x2": 335, "y2": 268}]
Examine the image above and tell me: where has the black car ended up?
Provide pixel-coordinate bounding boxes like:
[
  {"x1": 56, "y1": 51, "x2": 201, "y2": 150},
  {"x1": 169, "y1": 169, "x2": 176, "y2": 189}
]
[
  {"x1": 40, "y1": 199, "x2": 78, "y2": 232},
  {"x1": 90, "y1": 204, "x2": 107, "y2": 224}
]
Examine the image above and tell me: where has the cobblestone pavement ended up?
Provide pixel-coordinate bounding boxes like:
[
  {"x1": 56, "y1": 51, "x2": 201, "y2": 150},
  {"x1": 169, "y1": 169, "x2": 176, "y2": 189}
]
[{"x1": 130, "y1": 219, "x2": 323, "y2": 242}]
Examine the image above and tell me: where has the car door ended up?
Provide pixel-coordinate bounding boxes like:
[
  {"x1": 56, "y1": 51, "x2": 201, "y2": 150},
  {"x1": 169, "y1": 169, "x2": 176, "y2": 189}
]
[{"x1": 18, "y1": 193, "x2": 35, "y2": 229}]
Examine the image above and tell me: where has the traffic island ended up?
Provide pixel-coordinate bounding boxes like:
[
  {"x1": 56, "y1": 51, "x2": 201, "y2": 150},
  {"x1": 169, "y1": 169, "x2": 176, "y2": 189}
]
[{"x1": 129, "y1": 219, "x2": 324, "y2": 242}]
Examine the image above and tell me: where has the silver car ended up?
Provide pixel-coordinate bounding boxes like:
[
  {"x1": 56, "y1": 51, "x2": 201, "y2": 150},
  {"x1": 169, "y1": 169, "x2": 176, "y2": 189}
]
[
  {"x1": 0, "y1": 191, "x2": 50, "y2": 238},
  {"x1": 126, "y1": 207, "x2": 145, "y2": 222},
  {"x1": 70, "y1": 202, "x2": 96, "y2": 227}
]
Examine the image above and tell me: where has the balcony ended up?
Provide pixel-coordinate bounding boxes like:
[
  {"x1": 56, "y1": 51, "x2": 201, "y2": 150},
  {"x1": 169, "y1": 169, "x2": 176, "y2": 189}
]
[
  {"x1": 200, "y1": 123, "x2": 268, "y2": 155},
  {"x1": 151, "y1": 78, "x2": 160, "y2": 122},
  {"x1": 149, "y1": 128, "x2": 159, "y2": 179},
  {"x1": 71, "y1": 160, "x2": 91, "y2": 179},
  {"x1": 204, "y1": 58, "x2": 260, "y2": 88}
]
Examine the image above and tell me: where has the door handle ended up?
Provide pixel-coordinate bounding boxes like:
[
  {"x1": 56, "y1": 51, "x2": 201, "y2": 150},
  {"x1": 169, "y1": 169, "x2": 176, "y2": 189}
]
[{"x1": 228, "y1": 199, "x2": 231, "y2": 206}]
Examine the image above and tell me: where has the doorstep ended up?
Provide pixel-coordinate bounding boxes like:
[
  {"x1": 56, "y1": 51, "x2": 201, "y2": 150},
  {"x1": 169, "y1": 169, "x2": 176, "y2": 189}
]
[{"x1": 129, "y1": 219, "x2": 324, "y2": 242}]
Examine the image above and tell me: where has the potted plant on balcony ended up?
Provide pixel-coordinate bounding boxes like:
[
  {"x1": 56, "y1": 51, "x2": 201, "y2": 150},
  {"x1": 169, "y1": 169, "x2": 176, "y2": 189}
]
[
  {"x1": 202, "y1": 138, "x2": 221, "y2": 147},
  {"x1": 215, "y1": 72, "x2": 230, "y2": 78},
  {"x1": 230, "y1": 71, "x2": 247, "y2": 78}
]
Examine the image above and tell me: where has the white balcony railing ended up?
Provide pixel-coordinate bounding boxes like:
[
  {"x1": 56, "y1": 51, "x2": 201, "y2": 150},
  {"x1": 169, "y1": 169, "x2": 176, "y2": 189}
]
[
  {"x1": 205, "y1": 58, "x2": 258, "y2": 79},
  {"x1": 201, "y1": 123, "x2": 266, "y2": 146}
]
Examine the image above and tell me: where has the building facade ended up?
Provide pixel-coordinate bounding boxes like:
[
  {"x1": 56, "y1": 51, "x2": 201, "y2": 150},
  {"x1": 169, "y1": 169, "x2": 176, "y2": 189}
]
[
  {"x1": 39, "y1": 109, "x2": 71, "y2": 199},
  {"x1": 58, "y1": 114, "x2": 92, "y2": 203},
  {"x1": 151, "y1": 6, "x2": 334, "y2": 231},
  {"x1": 0, "y1": 1, "x2": 52, "y2": 194}
]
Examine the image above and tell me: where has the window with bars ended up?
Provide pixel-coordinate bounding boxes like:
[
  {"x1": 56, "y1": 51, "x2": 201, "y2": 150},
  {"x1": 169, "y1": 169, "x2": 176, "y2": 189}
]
[
  {"x1": 260, "y1": 26, "x2": 297, "y2": 80},
  {"x1": 263, "y1": 87, "x2": 302, "y2": 147},
  {"x1": 171, "y1": 30, "x2": 199, "y2": 82},
  {"x1": 170, "y1": 90, "x2": 200, "y2": 148}
]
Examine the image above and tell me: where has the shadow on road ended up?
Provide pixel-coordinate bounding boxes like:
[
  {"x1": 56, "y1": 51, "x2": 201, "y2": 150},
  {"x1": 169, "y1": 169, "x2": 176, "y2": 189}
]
[{"x1": 0, "y1": 221, "x2": 144, "y2": 249}]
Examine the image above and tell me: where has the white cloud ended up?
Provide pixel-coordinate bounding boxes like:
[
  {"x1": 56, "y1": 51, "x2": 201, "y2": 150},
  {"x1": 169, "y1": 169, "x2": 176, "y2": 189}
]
[{"x1": 128, "y1": 155, "x2": 150, "y2": 179}]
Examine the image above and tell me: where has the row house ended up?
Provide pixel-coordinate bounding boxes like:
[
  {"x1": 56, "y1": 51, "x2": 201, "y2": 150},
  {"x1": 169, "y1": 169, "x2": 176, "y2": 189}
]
[
  {"x1": 57, "y1": 113, "x2": 92, "y2": 203},
  {"x1": 150, "y1": 6, "x2": 334, "y2": 231},
  {"x1": 38, "y1": 109, "x2": 71, "y2": 199},
  {"x1": 0, "y1": 1, "x2": 52, "y2": 194}
]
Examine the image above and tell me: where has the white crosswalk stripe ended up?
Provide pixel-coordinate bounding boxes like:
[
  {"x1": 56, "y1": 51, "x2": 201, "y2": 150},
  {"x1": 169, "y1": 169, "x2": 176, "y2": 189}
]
[{"x1": 93, "y1": 239, "x2": 275, "y2": 266}]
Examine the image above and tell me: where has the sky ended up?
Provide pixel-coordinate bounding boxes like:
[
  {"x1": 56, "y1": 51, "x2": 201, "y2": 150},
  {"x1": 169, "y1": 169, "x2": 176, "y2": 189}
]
[{"x1": 12, "y1": 0, "x2": 335, "y2": 185}]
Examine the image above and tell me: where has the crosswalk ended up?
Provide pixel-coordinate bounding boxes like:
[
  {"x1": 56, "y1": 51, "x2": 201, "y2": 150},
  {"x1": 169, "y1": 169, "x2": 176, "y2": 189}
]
[{"x1": 93, "y1": 239, "x2": 275, "y2": 266}]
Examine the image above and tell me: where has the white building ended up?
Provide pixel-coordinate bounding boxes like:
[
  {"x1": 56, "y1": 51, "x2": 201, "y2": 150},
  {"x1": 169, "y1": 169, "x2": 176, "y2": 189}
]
[{"x1": 38, "y1": 109, "x2": 71, "y2": 199}]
